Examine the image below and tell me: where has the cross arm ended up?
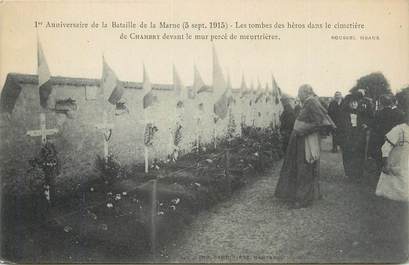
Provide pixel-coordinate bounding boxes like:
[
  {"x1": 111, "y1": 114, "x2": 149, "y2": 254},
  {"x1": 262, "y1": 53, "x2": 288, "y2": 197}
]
[
  {"x1": 95, "y1": 123, "x2": 114, "y2": 130},
  {"x1": 27, "y1": 128, "x2": 59, "y2": 137}
]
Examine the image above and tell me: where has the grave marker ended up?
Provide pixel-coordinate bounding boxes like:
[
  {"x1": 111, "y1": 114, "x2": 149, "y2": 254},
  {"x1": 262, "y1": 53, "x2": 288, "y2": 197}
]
[
  {"x1": 95, "y1": 111, "x2": 114, "y2": 160},
  {"x1": 27, "y1": 112, "x2": 59, "y2": 144}
]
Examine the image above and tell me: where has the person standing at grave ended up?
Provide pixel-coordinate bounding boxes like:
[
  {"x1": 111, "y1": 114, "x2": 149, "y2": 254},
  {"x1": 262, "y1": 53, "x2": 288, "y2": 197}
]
[
  {"x1": 318, "y1": 97, "x2": 329, "y2": 111},
  {"x1": 294, "y1": 99, "x2": 302, "y2": 117},
  {"x1": 369, "y1": 94, "x2": 405, "y2": 175},
  {"x1": 340, "y1": 89, "x2": 374, "y2": 182},
  {"x1": 328, "y1": 91, "x2": 345, "y2": 152},
  {"x1": 279, "y1": 95, "x2": 296, "y2": 153},
  {"x1": 274, "y1": 84, "x2": 335, "y2": 209}
]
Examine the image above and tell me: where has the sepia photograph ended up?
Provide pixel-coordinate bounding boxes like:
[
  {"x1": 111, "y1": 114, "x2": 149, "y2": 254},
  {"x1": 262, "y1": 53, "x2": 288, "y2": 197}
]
[{"x1": 0, "y1": 0, "x2": 408, "y2": 263}]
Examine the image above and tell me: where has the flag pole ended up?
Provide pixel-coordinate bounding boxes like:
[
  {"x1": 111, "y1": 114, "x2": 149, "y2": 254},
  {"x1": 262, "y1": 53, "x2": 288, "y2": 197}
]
[
  {"x1": 103, "y1": 111, "x2": 109, "y2": 161},
  {"x1": 142, "y1": 62, "x2": 149, "y2": 173},
  {"x1": 144, "y1": 107, "x2": 149, "y2": 173},
  {"x1": 37, "y1": 34, "x2": 45, "y2": 128},
  {"x1": 169, "y1": 104, "x2": 175, "y2": 158},
  {"x1": 145, "y1": 145, "x2": 149, "y2": 173},
  {"x1": 213, "y1": 114, "x2": 217, "y2": 150},
  {"x1": 171, "y1": 64, "x2": 176, "y2": 158},
  {"x1": 195, "y1": 113, "x2": 200, "y2": 153}
]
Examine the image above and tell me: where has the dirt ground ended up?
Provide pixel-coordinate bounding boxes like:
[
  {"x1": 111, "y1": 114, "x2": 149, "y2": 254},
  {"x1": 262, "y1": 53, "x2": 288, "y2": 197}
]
[
  {"x1": 2, "y1": 137, "x2": 408, "y2": 263},
  {"x1": 156, "y1": 137, "x2": 408, "y2": 263}
]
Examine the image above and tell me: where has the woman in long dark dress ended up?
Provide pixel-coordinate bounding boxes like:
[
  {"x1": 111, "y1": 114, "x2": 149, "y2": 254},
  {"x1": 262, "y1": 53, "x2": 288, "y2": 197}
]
[
  {"x1": 279, "y1": 97, "x2": 296, "y2": 153},
  {"x1": 274, "y1": 85, "x2": 335, "y2": 209}
]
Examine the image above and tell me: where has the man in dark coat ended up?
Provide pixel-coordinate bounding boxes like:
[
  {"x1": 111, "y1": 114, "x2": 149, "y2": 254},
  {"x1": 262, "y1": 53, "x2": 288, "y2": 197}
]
[
  {"x1": 294, "y1": 99, "x2": 302, "y2": 117},
  {"x1": 369, "y1": 94, "x2": 405, "y2": 174},
  {"x1": 328, "y1": 91, "x2": 346, "y2": 152},
  {"x1": 279, "y1": 96, "x2": 296, "y2": 153},
  {"x1": 340, "y1": 89, "x2": 374, "y2": 182}
]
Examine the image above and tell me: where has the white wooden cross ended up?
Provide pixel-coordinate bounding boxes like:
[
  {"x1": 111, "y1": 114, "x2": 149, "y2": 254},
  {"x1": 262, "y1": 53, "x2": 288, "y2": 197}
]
[
  {"x1": 27, "y1": 113, "x2": 59, "y2": 144},
  {"x1": 95, "y1": 111, "x2": 114, "y2": 160},
  {"x1": 195, "y1": 114, "x2": 201, "y2": 153},
  {"x1": 143, "y1": 108, "x2": 152, "y2": 173},
  {"x1": 213, "y1": 114, "x2": 218, "y2": 149},
  {"x1": 273, "y1": 113, "x2": 277, "y2": 129},
  {"x1": 195, "y1": 104, "x2": 204, "y2": 152}
]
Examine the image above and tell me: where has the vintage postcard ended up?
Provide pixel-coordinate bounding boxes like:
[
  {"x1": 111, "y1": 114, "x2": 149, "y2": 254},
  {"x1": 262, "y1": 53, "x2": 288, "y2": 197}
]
[{"x1": 0, "y1": 0, "x2": 408, "y2": 263}]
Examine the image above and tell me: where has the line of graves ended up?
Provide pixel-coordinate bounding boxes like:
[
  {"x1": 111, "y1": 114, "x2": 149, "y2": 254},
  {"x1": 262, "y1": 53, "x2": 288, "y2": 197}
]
[
  {"x1": 1, "y1": 40, "x2": 284, "y2": 262},
  {"x1": 2, "y1": 124, "x2": 283, "y2": 262}
]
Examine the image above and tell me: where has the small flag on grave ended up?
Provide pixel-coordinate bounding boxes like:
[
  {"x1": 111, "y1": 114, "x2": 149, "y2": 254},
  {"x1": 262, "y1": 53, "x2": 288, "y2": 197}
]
[
  {"x1": 102, "y1": 56, "x2": 125, "y2": 105},
  {"x1": 173, "y1": 64, "x2": 186, "y2": 107},
  {"x1": 212, "y1": 44, "x2": 226, "y2": 99},
  {"x1": 214, "y1": 90, "x2": 228, "y2": 120},
  {"x1": 37, "y1": 40, "x2": 54, "y2": 109},
  {"x1": 248, "y1": 81, "x2": 255, "y2": 106},
  {"x1": 254, "y1": 93, "x2": 263, "y2": 104},
  {"x1": 277, "y1": 82, "x2": 282, "y2": 96},
  {"x1": 252, "y1": 80, "x2": 258, "y2": 95},
  {"x1": 212, "y1": 45, "x2": 228, "y2": 119},
  {"x1": 173, "y1": 64, "x2": 185, "y2": 98},
  {"x1": 115, "y1": 101, "x2": 129, "y2": 115},
  {"x1": 226, "y1": 73, "x2": 234, "y2": 106},
  {"x1": 272, "y1": 75, "x2": 280, "y2": 104},
  {"x1": 240, "y1": 74, "x2": 249, "y2": 98},
  {"x1": 264, "y1": 82, "x2": 271, "y2": 103},
  {"x1": 249, "y1": 81, "x2": 256, "y2": 125},
  {"x1": 194, "y1": 65, "x2": 207, "y2": 95},
  {"x1": 254, "y1": 79, "x2": 264, "y2": 104},
  {"x1": 142, "y1": 65, "x2": 158, "y2": 109}
]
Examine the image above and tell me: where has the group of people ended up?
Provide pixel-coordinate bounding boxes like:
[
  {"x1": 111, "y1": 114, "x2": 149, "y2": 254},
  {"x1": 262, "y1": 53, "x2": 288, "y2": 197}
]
[
  {"x1": 276, "y1": 84, "x2": 409, "y2": 209},
  {"x1": 328, "y1": 90, "x2": 405, "y2": 182}
]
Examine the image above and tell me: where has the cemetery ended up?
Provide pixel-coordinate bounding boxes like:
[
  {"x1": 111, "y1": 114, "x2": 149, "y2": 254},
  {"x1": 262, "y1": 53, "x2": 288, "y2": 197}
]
[
  {"x1": 0, "y1": 45, "x2": 285, "y2": 262},
  {"x1": 2, "y1": 125, "x2": 283, "y2": 262},
  {"x1": 1, "y1": 1, "x2": 408, "y2": 263}
]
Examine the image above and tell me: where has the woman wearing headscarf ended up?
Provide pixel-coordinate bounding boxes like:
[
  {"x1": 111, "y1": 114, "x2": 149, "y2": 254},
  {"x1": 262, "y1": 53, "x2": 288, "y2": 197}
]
[{"x1": 275, "y1": 84, "x2": 336, "y2": 209}]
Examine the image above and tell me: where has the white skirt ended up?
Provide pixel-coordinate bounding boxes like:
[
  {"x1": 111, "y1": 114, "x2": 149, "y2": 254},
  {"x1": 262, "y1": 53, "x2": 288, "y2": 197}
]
[{"x1": 376, "y1": 171, "x2": 409, "y2": 202}]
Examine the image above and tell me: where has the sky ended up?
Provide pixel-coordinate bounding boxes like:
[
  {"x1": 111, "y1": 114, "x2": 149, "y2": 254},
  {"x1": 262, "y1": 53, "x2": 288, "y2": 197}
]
[{"x1": 0, "y1": 0, "x2": 408, "y2": 97}]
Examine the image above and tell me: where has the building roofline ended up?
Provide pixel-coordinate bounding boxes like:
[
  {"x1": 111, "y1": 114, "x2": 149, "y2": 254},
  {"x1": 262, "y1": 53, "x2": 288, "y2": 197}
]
[
  {"x1": 7, "y1": 73, "x2": 174, "y2": 91},
  {"x1": 6, "y1": 73, "x2": 220, "y2": 92}
]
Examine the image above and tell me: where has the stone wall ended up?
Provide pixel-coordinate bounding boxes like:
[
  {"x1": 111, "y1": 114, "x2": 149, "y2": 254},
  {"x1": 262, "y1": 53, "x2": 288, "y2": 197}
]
[{"x1": 0, "y1": 73, "x2": 282, "y2": 191}]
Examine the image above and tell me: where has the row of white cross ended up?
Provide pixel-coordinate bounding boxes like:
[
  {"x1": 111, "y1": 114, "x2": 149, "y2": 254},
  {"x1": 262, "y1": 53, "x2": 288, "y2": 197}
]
[
  {"x1": 26, "y1": 106, "x2": 266, "y2": 173},
  {"x1": 27, "y1": 111, "x2": 113, "y2": 159}
]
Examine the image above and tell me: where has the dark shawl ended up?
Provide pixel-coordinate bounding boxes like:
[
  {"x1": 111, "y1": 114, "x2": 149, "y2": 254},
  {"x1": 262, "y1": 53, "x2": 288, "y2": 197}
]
[{"x1": 274, "y1": 96, "x2": 335, "y2": 205}]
